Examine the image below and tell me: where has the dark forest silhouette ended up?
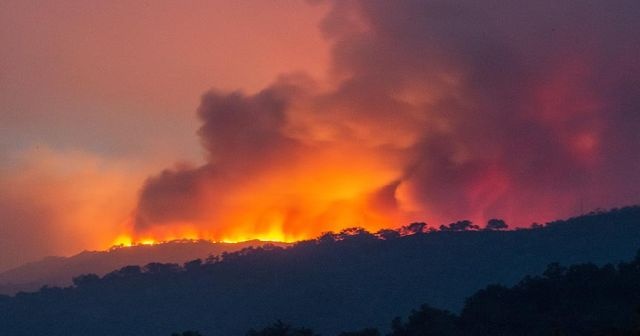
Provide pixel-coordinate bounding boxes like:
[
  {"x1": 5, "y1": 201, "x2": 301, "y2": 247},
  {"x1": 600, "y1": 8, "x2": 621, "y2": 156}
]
[
  {"x1": 245, "y1": 249, "x2": 640, "y2": 335},
  {"x1": 0, "y1": 239, "x2": 287, "y2": 295},
  {"x1": 0, "y1": 206, "x2": 639, "y2": 335}
]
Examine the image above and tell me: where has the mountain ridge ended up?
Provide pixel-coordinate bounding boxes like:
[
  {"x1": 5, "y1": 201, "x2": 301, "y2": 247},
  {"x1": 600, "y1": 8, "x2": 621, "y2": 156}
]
[
  {"x1": 0, "y1": 207, "x2": 638, "y2": 335},
  {"x1": 0, "y1": 239, "x2": 289, "y2": 295}
]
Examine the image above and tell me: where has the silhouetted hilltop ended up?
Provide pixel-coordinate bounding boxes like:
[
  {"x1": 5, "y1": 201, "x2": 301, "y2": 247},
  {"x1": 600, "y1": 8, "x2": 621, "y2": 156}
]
[
  {"x1": 249, "y1": 248, "x2": 640, "y2": 336},
  {"x1": 0, "y1": 239, "x2": 288, "y2": 295},
  {"x1": 0, "y1": 206, "x2": 638, "y2": 336}
]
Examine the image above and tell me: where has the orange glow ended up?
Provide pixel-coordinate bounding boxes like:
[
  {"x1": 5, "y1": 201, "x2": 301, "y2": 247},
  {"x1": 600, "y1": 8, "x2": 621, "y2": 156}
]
[
  {"x1": 139, "y1": 239, "x2": 156, "y2": 246},
  {"x1": 110, "y1": 226, "x2": 299, "y2": 247},
  {"x1": 199, "y1": 150, "x2": 403, "y2": 243},
  {"x1": 112, "y1": 234, "x2": 133, "y2": 247},
  {"x1": 109, "y1": 146, "x2": 409, "y2": 247}
]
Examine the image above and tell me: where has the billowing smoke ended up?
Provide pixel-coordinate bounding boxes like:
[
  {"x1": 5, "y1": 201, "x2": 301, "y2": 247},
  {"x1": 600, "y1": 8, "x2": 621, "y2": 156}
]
[{"x1": 133, "y1": 0, "x2": 640, "y2": 240}]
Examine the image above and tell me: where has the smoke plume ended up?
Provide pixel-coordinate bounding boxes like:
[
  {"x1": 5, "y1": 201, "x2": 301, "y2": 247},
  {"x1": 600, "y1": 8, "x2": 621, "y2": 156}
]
[{"x1": 133, "y1": 0, "x2": 640, "y2": 240}]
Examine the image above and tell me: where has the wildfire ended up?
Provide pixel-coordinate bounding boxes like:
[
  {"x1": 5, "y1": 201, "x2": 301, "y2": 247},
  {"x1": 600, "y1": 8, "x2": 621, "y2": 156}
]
[
  {"x1": 112, "y1": 234, "x2": 134, "y2": 247},
  {"x1": 107, "y1": 145, "x2": 409, "y2": 249},
  {"x1": 111, "y1": 234, "x2": 160, "y2": 247},
  {"x1": 109, "y1": 220, "x2": 307, "y2": 248}
]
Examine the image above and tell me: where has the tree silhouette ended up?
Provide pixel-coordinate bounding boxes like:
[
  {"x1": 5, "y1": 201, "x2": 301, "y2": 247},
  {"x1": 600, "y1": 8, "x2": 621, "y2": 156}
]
[
  {"x1": 440, "y1": 220, "x2": 479, "y2": 231},
  {"x1": 390, "y1": 304, "x2": 459, "y2": 336},
  {"x1": 484, "y1": 219, "x2": 508, "y2": 231},
  {"x1": 376, "y1": 229, "x2": 400, "y2": 240},
  {"x1": 72, "y1": 273, "x2": 100, "y2": 287},
  {"x1": 401, "y1": 222, "x2": 428, "y2": 235},
  {"x1": 246, "y1": 320, "x2": 317, "y2": 336},
  {"x1": 143, "y1": 262, "x2": 180, "y2": 274},
  {"x1": 183, "y1": 259, "x2": 203, "y2": 271},
  {"x1": 530, "y1": 222, "x2": 544, "y2": 229},
  {"x1": 337, "y1": 227, "x2": 376, "y2": 241}
]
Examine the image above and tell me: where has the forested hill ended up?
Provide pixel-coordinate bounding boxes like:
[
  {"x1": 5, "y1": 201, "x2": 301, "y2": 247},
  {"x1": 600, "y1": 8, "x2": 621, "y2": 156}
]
[
  {"x1": 249, "y1": 250, "x2": 640, "y2": 336},
  {"x1": 0, "y1": 206, "x2": 639, "y2": 336},
  {"x1": 0, "y1": 240, "x2": 288, "y2": 295}
]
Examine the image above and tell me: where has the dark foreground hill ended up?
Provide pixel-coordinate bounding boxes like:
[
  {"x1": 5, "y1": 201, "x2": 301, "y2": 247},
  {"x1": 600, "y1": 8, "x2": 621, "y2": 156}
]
[
  {"x1": 0, "y1": 239, "x2": 287, "y2": 295},
  {"x1": 249, "y1": 251, "x2": 640, "y2": 336},
  {"x1": 0, "y1": 206, "x2": 639, "y2": 336}
]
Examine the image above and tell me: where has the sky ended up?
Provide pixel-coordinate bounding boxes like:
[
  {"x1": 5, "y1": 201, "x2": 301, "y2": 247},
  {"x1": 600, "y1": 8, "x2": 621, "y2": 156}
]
[{"x1": 1, "y1": 0, "x2": 639, "y2": 271}]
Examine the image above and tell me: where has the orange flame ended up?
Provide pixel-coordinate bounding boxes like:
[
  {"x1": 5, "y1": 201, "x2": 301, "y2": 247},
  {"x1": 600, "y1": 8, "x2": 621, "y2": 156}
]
[{"x1": 110, "y1": 150, "x2": 410, "y2": 247}]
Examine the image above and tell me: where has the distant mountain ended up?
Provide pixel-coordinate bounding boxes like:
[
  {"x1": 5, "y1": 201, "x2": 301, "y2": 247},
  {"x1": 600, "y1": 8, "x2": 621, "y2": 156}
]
[
  {"x1": 0, "y1": 239, "x2": 288, "y2": 295},
  {"x1": 0, "y1": 207, "x2": 638, "y2": 336}
]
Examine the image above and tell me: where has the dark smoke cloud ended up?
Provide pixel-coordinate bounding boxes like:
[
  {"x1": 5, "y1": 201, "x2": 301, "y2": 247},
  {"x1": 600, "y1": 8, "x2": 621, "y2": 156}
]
[
  {"x1": 135, "y1": 79, "x2": 309, "y2": 231},
  {"x1": 135, "y1": 0, "x2": 640, "y2": 234}
]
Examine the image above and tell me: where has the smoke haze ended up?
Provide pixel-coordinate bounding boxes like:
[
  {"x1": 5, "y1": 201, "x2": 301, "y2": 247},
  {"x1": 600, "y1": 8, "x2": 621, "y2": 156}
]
[{"x1": 133, "y1": 0, "x2": 640, "y2": 240}]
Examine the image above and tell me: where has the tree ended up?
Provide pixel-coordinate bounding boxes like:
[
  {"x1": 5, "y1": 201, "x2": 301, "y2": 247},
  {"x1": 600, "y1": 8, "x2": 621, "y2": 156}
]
[
  {"x1": 390, "y1": 304, "x2": 459, "y2": 336},
  {"x1": 143, "y1": 262, "x2": 180, "y2": 274},
  {"x1": 205, "y1": 254, "x2": 221, "y2": 264},
  {"x1": 403, "y1": 222, "x2": 428, "y2": 235},
  {"x1": 184, "y1": 259, "x2": 203, "y2": 272},
  {"x1": 102, "y1": 265, "x2": 143, "y2": 280},
  {"x1": 530, "y1": 222, "x2": 544, "y2": 229},
  {"x1": 72, "y1": 273, "x2": 100, "y2": 287},
  {"x1": 246, "y1": 321, "x2": 317, "y2": 336},
  {"x1": 376, "y1": 229, "x2": 401, "y2": 240},
  {"x1": 337, "y1": 227, "x2": 375, "y2": 241},
  {"x1": 485, "y1": 219, "x2": 508, "y2": 231},
  {"x1": 542, "y1": 262, "x2": 567, "y2": 279},
  {"x1": 440, "y1": 220, "x2": 479, "y2": 231},
  {"x1": 317, "y1": 231, "x2": 337, "y2": 244}
]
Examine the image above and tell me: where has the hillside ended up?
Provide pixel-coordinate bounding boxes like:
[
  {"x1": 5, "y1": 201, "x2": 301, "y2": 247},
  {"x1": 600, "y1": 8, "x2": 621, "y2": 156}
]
[
  {"x1": 0, "y1": 240, "x2": 288, "y2": 295},
  {"x1": 266, "y1": 251, "x2": 640, "y2": 336},
  {"x1": 0, "y1": 207, "x2": 638, "y2": 336}
]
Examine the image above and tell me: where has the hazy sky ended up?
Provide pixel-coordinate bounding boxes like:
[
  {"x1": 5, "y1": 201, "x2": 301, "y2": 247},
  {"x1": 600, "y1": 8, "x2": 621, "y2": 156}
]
[
  {"x1": 1, "y1": 0, "x2": 639, "y2": 271},
  {"x1": 0, "y1": 0, "x2": 329, "y2": 270}
]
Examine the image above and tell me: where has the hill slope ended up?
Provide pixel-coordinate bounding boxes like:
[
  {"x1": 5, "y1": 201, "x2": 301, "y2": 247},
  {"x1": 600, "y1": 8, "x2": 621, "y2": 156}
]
[
  {"x1": 0, "y1": 207, "x2": 638, "y2": 336},
  {"x1": 0, "y1": 240, "x2": 287, "y2": 295}
]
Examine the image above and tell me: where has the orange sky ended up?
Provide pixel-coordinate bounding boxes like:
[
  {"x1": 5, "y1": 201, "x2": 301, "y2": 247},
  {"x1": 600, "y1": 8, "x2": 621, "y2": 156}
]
[
  {"x1": 1, "y1": 0, "x2": 639, "y2": 272},
  {"x1": 0, "y1": 1, "x2": 330, "y2": 271}
]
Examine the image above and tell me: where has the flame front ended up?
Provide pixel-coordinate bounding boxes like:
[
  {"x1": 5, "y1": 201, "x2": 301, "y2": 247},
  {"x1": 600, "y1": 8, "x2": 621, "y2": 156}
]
[{"x1": 113, "y1": 149, "x2": 408, "y2": 247}]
